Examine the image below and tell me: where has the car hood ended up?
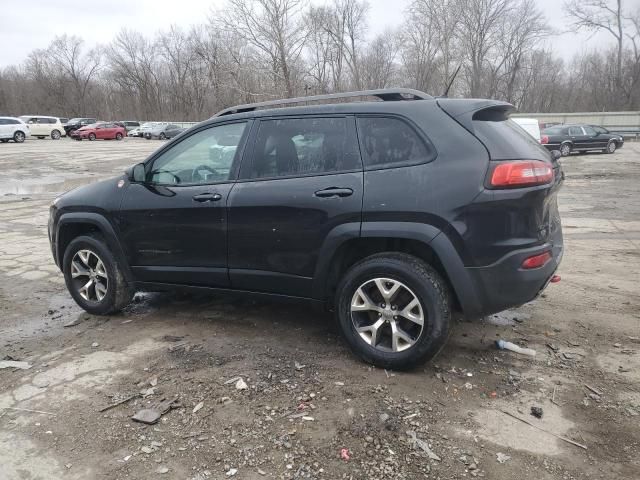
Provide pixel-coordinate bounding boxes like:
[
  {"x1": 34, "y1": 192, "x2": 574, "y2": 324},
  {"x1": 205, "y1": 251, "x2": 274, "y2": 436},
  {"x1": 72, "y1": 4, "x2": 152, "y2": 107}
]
[{"x1": 54, "y1": 176, "x2": 127, "y2": 211}]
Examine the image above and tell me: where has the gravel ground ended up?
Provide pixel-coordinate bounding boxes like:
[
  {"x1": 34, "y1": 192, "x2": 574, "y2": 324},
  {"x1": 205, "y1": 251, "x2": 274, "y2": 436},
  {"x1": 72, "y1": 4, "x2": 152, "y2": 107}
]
[{"x1": 0, "y1": 137, "x2": 639, "y2": 480}]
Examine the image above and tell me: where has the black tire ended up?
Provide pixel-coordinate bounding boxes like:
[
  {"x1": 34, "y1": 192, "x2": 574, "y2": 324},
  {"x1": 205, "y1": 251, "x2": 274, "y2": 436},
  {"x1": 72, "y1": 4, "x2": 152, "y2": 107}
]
[
  {"x1": 560, "y1": 143, "x2": 571, "y2": 157},
  {"x1": 115, "y1": 132, "x2": 123, "y2": 140},
  {"x1": 336, "y1": 252, "x2": 451, "y2": 370},
  {"x1": 51, "y1": 129, "x2": 61, "y2": 140},
  {"x1": 13, "y1": 131, "x2": 25, "y2": 143},
  {"x1": 159, "y1": 133, "x2": 166, "y2": 140},
  {"x1": 62, "y1": 234, "x2": 134, "y2": 315},
  {"x1": 606, "y1": 140, "x2": 617, "y2": 154},
  {"x1": 88, "y1": 133, "x2": 96, "y2": 141}
]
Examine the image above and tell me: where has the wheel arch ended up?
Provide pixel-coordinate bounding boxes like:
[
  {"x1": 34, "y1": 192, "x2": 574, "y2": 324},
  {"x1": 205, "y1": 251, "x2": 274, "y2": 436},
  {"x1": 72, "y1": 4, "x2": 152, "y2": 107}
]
[
  {"x1": 312, "y1": 222, "x2": 482, "y2": 317},
  {"x1": 56, "y1": 213, "x2": 133, "y2": 283}
]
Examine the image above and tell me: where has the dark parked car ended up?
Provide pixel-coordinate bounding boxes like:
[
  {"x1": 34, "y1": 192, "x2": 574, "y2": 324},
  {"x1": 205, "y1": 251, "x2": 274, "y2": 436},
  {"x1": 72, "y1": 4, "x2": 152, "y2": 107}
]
[
  {"x1": 541, "y1": 123, "x2": 624, "y2": 156},
  {"x1": 64, "y1": 118, "x2": 97, "y2": 136},
  {"x1": 144, "y1": 123, "x2": 185, "y2": 140},
  {"x1": 48, "y1": 88, "x2": 564, "y2": 369}
]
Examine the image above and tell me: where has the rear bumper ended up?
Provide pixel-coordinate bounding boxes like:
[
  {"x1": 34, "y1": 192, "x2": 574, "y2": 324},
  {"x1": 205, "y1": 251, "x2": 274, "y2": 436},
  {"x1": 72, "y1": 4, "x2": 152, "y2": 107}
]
[{"x1": 465, "y1": 237, "x2": 563, "y2": 317}]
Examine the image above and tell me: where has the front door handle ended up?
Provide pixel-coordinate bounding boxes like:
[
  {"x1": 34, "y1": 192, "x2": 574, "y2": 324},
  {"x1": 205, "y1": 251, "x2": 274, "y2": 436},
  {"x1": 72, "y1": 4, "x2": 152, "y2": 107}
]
[
  {"x1": 193, "y1": 192, "x2": 222, "y2": 202},
  {"x1": 314, "y1": 187, "x2": 354, "y2": 198}
]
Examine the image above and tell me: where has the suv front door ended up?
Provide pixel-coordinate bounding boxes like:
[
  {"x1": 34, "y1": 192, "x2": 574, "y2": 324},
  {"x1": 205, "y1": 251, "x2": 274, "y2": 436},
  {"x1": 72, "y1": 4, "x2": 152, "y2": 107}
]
[
  {"x1": 227, "y1": 116, "x2": 363, "y2": 298},
  {"x1": 118, "y1": 121, "x2": 250, "y2": 287}
]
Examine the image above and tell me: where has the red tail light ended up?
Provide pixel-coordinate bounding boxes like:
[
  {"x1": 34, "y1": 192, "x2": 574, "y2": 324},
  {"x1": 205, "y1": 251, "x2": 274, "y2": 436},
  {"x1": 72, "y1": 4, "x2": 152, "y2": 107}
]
[
  {"x1": 489, "y1": 160, "x2": 553, "y2": 188},
  {"x1": 541, "y1": 135, "x2": 549, "y2": 144},
  {"x1": 521, "y1": 251, "x2": 552, "y2": 269}
]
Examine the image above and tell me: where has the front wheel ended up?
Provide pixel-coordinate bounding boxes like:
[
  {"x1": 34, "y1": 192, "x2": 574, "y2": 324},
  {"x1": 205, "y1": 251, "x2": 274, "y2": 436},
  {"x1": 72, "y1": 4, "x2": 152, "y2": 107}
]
[
  {"x1": 115, "y1": 132, "x2": 123, "y2": 140},
  {"x1": 159, "y1": 133, "x2": 166, "y2": 140},
  {"x1": 560, "y1": 143, "x2": 571, "y2": 157},
  {"x1": 63, "y1": 234, "x2": 133, "y2": 315},
  {"x1": 13, "y1": 131, "x2": 25, "y2": 143},
  {"x1": 88, "y1": 133, "x2": 96, "y2": 141},
  {"x1": 336, "y1": 253, "x2": 451, "y2": 370},
  {"x1": 606, "y1": 141, "x2": 617, "y2": 154}
]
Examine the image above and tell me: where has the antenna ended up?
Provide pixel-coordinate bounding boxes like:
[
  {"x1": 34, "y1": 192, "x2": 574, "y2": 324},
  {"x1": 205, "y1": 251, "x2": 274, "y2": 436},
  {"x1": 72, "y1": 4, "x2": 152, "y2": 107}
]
[{"x1": 443, "y1": 64, "x2": 462, "y2": 97}]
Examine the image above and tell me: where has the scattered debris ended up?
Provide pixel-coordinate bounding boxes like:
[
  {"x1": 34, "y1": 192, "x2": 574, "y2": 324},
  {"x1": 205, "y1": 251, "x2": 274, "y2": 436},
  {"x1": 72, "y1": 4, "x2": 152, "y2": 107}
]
[
  {"x1": 340, "y1": 448, "x2": 350, "y2": 461},
  {"x1": 495, "y1": 339, "x2": 536, "y2": 356},
  {"x1": 98, "y1": 393, "x2": 140, "y2": 412},
  {"x1": 496, "y1": 452, "x2": 511, "y2": 464},
  {"x1": 132, "y1": 397, "x2": 179, "y2": 425},
  {"x1": 500, "y1": 410, "x2": 587, "y2": 450},
  {"x1": 407, "y1": 430, "x2": 441, "y2": 461},
  {"x1": 224, "y1": 376, "x2": 241, "y2": 385},
  {"x1": 163, "y1": 335, "x2": 184, "y2": 342},
  {"x1": 156, "y1": 466, "x2": 169, "y2": 474},
  {"x1": 235, "y1": 378, "x2": 248, "y2": 390},
  {"x1": 1, "y1": 406, "x2": 56, "y2": 416},
  {"x1": 530, "y1": 406, "x2": 543, "y2": 419},
  {"x1": 63, "y1": 318, "x2": 82, "y2": 327},
  {"x1": 91, "y1": 342, "x2": 99, "y2": 348},
  {"x1": 0, "y1": 360, "x2": 32, "y2": 370},
  {"x1": 584, "y1": 384, "x2": 603, "y2": 396},
  {"x1": 226, "y1": 468, "x2": 238, "y2": 477},
  {"x1": 148, "y1": 376, "x2": 158, "y2": 387},
  {"x1": 294, "y1": 361, "x2": 306, "y2": 370},
  {"x1": 193, "y1": 402, "x2": 204, "y2": 414}
]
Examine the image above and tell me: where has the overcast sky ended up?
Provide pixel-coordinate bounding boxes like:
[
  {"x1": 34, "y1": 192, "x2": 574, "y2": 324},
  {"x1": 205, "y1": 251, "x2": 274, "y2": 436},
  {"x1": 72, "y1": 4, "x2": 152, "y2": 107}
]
[{"x1": 0, "y1": 0, "x2": 619, "y2": 67}]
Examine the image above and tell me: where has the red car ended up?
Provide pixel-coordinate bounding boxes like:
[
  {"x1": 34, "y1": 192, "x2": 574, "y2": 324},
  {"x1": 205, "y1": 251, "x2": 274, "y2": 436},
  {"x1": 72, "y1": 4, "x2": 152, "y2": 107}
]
[{"x1": 71, "y1": 122, "x2": 126, "y2": 141}]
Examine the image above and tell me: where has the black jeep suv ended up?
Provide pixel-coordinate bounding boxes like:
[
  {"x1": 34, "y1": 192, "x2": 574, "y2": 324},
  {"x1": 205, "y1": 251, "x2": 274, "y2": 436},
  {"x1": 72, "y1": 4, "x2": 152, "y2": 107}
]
[{"x1": 48, "y1": 89, "x2": 563, "y2": 369}]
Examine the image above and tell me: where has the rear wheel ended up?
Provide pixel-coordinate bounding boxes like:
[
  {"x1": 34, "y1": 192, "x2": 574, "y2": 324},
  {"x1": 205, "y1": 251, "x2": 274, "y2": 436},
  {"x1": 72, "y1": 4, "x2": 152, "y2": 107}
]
[
  {"x1": 159, "y1": 133, "x2": 166, "y2": 140},
  {"x1": 560, "y1": 143, "x2": 571, "y2": 157},
  {"x1": 13, "y1": 131, "x2": 25, "y2": 143},
  {"x1": 51, "y1": 129, "x2": 61, "y2": 140},
  {"x1": 63, "y1": 234, "x2": 133, "y2": 315},
  {"x1": 115, "y1": 132, "x2": 123, "y2": 140},
  {"x1": 336, "y1": 253, "x2": 451, "y2": 370}
]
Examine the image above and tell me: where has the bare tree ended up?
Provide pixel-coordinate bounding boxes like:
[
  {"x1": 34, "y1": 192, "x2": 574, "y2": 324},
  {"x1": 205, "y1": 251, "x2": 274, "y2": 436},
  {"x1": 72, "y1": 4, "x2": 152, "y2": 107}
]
[
  {"x1": 216, "y1": 0, "x2": 307, "y2": 97},
  {"x1": 564, "y1": 0, "x2": 629, "y2": 107}
]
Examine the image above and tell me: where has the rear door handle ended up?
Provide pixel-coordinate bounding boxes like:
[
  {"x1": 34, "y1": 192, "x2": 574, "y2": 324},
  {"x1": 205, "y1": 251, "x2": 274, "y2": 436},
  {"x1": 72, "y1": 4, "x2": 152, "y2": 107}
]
[
  {"x1": 314, "y1": 187, "x2": 354, "y2": 198},
  {"x1": 193, "y1": 192, "x2": 222, "y2": 202}
]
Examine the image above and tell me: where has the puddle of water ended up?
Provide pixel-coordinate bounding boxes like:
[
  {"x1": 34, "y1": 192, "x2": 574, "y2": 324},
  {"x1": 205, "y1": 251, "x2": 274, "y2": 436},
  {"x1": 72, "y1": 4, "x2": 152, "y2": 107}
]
[{"x1": 0, "y1": 176, "x2": 97, "y2": 196}]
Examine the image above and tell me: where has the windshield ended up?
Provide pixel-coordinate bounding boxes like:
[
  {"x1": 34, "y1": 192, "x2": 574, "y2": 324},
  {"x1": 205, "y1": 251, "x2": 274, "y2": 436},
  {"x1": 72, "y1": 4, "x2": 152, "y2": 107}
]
[{"x1": 68, "y1": 118, "x2": 82, "y2": 123}]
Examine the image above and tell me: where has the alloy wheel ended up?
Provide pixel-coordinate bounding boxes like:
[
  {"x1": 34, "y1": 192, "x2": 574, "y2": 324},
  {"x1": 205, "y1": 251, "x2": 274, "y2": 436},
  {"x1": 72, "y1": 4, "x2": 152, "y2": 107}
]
[
  {"x1": 14, "y1": 132, "x2": 25, "y2": 143},
  {"x1": 560, "y1": 144, "x2": 570, "y2": 156},
  {"x1": 70, "y1": 249, "x2": 108, "y2": 302},
  {"x1": 608, "y1": 142, "x2": 616, "y2": 153},
  {"x1": 350, "y1": 278, "x2": 424, "y2": 352},
  {"x1": 51, "y1": 130, "x2": 61, "y2": 140}
]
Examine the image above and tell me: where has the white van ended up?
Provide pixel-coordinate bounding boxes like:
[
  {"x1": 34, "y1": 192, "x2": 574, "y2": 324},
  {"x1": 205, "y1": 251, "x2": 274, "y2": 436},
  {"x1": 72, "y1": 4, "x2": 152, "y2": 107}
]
[
  {"x1": 18, "y1": 116, "x2": 66, "y2": 140},
  {"x1": 512, "y1": 117, "x2": 541, "y2": 143}
]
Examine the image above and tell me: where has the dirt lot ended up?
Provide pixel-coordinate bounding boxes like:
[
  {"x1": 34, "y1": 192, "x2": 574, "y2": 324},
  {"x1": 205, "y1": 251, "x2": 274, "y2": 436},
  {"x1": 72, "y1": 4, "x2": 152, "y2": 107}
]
[{"x1": 0, "y1": 137, "x2": 639, "y2": 480}]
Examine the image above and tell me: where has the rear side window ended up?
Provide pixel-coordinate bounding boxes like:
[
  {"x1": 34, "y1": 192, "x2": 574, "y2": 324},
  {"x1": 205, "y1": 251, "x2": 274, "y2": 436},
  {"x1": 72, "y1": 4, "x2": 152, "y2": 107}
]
[
  {"x1": 568, "y1": 126, "x2": 583, "y2": 136},
  {"x1": 246, "y1": 117, "x2": 361, "y2": 179},
  {"x1": 357, "y1": 117, "x2": 434, "y2": 169},
  {"x1": 471, "y1": 110, "x2": 549, "y2": 161}
]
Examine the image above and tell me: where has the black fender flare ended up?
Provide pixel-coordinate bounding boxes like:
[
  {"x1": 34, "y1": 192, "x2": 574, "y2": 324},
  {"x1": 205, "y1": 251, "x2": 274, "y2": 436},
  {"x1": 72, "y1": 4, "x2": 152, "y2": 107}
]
[
  {"x1": 311, "y1": 221, "x2": 482, "y2": 316},
  {"x1": 56, "y1": 212, "x2": 134, "y2": 283}
]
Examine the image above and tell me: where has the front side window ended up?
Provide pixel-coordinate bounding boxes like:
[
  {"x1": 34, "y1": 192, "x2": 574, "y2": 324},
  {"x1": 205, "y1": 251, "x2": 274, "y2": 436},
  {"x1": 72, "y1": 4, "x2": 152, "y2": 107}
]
[
  {"x1": 568, "y1": 127, "x2": 583, "y2": 136},
  {"x1": 357, "y1": 117, "x2": 434, "y2": 169},
  {"x1": 148, "y1": 122, "x2": 247, "y2": 185},
  {"x1": 583, "y1": 126, "x2": 596, "y2": 136},
  {"x1": 246, "y1": 117, "x2": 360, "y2": 179}
]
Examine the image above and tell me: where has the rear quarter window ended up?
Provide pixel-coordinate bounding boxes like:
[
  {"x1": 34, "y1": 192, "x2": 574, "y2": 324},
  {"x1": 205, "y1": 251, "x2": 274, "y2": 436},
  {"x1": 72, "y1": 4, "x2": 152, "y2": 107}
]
[
  {"x1": 471, "y1": 111, "x2": 549, "y2": 161},
  {"x1": 356, "y1": 116, "x2": 435, "y2": 169}
]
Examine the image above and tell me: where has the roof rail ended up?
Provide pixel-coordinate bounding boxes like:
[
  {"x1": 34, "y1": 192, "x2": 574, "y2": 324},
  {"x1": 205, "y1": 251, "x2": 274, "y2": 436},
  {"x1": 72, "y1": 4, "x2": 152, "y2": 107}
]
[{"x1": 213, "y1": 88, "x2": 432, "y2": 117}]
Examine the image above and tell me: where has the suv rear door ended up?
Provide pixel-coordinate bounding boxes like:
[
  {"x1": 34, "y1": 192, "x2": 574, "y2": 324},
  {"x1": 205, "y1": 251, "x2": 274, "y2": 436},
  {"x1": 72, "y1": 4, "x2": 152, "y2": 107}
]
[
  {"x1": 227, "y1": 115, "x2": 363, "y2": 298},
  {"x1": 118, "y1": 121, "x2": 251, "y2": 287}
]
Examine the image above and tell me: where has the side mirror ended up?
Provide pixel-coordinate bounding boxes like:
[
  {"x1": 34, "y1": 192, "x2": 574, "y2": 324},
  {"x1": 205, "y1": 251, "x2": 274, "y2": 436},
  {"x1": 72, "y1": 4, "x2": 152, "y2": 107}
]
[
  {"x1": 127, "y1": 163, "x2": 147, "y2": 183},
  {"x1": 551, "y1": 150, "x2": 561, "y2": 160}
]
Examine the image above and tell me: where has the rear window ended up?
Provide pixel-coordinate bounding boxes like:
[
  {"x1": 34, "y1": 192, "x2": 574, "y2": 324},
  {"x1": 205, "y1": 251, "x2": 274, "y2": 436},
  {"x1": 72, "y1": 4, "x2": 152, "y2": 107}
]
[
  {"x1": 543, "y1": 126, "x2": 563, "y2": 135},
  {"x1": 357, "y1": 117, "x2": 435, "y2": 169},
  {"x1": 471, "y1": 110, "x2": 549, "y2": 160}
]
